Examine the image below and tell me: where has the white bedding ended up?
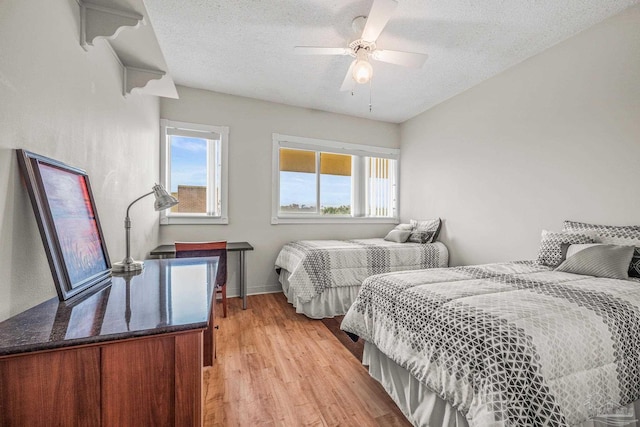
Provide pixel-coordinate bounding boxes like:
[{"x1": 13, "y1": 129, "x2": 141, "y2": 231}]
[{"x1": 279, "y1": 269, "x2": 361, "y2": 319}]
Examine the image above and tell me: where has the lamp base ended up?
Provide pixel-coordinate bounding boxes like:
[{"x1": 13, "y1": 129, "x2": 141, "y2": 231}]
[{"x1": 112, "y1": 260, "x2": 144, "y2": 273}]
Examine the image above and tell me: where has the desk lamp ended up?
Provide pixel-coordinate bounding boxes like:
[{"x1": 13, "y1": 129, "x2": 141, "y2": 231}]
[{"x1": 112, "y1": 184, "x2": 178, "y2": 273}]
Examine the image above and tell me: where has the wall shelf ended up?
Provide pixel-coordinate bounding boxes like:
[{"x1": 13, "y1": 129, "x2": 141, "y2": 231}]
[
  {"x1": 80, "y1": 2, "x2": 144, "y2": 50},
  {"x1": 79, "y1": 0, "x2": 178, "y2": 99},
  {"x1": 124, "y1": 66, "x2": 165, "y2": 96}
]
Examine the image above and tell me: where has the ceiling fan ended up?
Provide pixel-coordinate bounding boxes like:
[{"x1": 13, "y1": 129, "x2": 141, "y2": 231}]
[{"x1": 294, "y1": 0, "x2": 428, "y2": 91}]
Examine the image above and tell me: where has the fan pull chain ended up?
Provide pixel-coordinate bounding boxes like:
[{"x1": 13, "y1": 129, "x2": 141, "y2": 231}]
[{"x1": 369, "y1": 79, "x2": 373, "y2": 112}]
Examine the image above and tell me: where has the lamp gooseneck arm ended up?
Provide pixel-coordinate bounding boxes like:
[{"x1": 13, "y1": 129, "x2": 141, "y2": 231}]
[
  {"x1": 125, "y1": 190, "x2": 154, "y2": 219},
  {"x1": 123, "y1": 191, "x2": 154, "y2": 264}
]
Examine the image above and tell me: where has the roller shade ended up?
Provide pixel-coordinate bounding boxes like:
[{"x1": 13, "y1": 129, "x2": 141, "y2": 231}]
[
  {"x1": 280, "y1": 148, "x2": 315, "y2": 173},
  {"x1": 279, "y1": 149, "x2": 352, "y2": 176},
  {"x1": 320, "y1": 153, "x2": 351, "y2": 176}
]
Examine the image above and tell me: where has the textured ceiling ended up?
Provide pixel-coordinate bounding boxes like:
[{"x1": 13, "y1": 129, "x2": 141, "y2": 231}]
[{"x1": 144, "y1": 0, "x2": 638, "y2": 123}]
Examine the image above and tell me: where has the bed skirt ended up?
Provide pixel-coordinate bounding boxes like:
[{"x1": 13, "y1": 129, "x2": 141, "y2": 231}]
[
  {"x1": 363, "y1": 341, "x2": 640, "y2": 427},
  {"x1": 279, "y1": 269, "x2": 361, "y2": 319}
]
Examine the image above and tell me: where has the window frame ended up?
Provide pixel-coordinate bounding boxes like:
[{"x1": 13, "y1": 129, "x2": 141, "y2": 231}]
[
  {"x1": 160, "y1": 119, "x2": 229, "y2": 225},
  {"x1": 271, "y1": 133, "x2": 400, "y2": 224}
]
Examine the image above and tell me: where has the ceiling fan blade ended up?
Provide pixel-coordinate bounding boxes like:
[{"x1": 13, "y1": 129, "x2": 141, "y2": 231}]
[
  {"x1": 361, "y1": 0, "x2": 398, "y2": 42},
  {"x1": 294, "y1": 46, "x2": 350, "y2": 55},
  {"x1": 371, "y1": 49, "x2": 428, "y2": 68},
  {"x1": 340, "y1": 61, "x2": 356, "y2": 91}
]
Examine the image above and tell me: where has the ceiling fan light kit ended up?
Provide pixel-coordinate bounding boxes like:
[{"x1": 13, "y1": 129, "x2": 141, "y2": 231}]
[
  {"x1": 294, "y1": 0, "x2": 428, "y2": 95},
  {"x1": 352, "y1": 49, "x2": 373, "y2": 84}
]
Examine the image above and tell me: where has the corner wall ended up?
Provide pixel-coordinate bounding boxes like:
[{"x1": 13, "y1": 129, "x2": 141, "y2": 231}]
[
  {"x1": 160, "y1": 87, "x2": 400, "y2": 296},
  {"x1": 400, "y1": 5, "x2": 640, "y2": 266},
  {"x1": 0, "y1": 0, "x2": 160, "y2": 320}
]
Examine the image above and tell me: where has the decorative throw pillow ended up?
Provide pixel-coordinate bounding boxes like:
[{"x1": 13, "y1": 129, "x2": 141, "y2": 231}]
[
  {"x1": 394, "y1": 223, "x2": 414, "y2": 231},
  {"x1": 537, "y1": 230, "x2": 595, "y2": 267},
  {"x1": 384, "y1": 229, "x2": 411, "y2": 243},
  {"x1": 407, "y1": 231, "x2": 432, "y2": 244},
  {"x1": 408, "y1": 218, "x2": 441, "y2": 244},
  {"x1": 555, "y1": 244, "x2": 634, "y2": 280},
  {"x1": 562, "y1": 220, "x2": 640, "y2": 245},
  {"x1": 630, "y1": 247, "x2": 640, "y2": 278}
]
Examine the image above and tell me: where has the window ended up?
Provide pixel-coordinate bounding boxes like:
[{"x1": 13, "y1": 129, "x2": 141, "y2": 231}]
[
  {"x1": 272, "y1": 134, "x2": 399, "y2": 224},
  {"x1": 160, "y1": 119, "x2": 228, "y2": 225}
]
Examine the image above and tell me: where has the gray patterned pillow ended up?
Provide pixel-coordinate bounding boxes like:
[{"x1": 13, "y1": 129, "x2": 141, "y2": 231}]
[
  {"x1": 408, "y1": 218, "x2": 441, "y2": 244},
  {"x1": 407, "y1": 231, "x2": 432, "y2": 244},
  {"x1": 630, "y1": 247, "x2": 640, "y2": 278},
  {"x1": 562, "y1": 220, "x2": 640, "y2": 245},
  {"x1": 537, "y1": 230, "x2": 596, "y2": 267},
  {"x1": 555, "y1": 244, "x2": 634, "y2": 280}
]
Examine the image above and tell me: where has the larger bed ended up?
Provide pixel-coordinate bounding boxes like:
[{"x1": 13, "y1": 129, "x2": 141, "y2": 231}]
[
  {"x1": 275, "y1": 238, "x2": 449, "y2": 318},
  {"x1": 341, "y1": 220, "x2": 640, "y2": 427},
  {"x1": 342, "y1": 258, "x2": 640, "y2": 427}
]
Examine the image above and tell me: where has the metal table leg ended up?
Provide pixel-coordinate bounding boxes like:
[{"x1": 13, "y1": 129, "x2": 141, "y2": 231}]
[{"x1": 240, "y1": 250, "x2": 247, "y2": 309}]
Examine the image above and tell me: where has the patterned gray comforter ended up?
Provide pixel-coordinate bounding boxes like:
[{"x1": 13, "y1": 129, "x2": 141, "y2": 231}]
[
  {"x1": 275, "y1": 239, "x2": 448, "y2": 303},
  {"x1": 341, "y1": 261, "x2": 640, "y2": 427}
]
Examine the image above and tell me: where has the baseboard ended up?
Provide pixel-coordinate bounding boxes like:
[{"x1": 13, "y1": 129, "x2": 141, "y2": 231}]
[
  {"x1": 225, "y1": 284, "x2": 282, "y2": 298},
  {"x1": 247, "y1": 289, "x2": 283, "y2": 296}
]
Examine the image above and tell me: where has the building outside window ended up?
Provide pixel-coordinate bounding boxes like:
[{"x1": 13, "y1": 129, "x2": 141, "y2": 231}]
[
  {"x1": 160, "y1": 119, "x2": 229, "y2": 225},
  {"x1": 272, "y1": 134, "x2": 399, "y2": 224}
]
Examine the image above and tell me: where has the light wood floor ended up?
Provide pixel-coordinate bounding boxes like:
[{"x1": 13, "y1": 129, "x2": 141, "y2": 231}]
[{"x1": 203, "y1": 293, "x2": 412, "y2": 426}]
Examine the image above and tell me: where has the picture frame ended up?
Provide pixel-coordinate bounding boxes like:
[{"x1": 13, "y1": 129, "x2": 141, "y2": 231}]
[{"x1": 17, "y1": 149, "x2": 112, "y2": 301}]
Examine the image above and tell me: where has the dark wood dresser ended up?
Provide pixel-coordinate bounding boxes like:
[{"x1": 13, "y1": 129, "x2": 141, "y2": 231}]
[{"x1": 0, "y1": 257, "x2": 218, "y2": 426}]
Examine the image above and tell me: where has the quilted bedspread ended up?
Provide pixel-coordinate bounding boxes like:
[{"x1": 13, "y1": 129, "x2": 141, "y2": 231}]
[
  {"x1": 341, "y1": 261, "x2": 640, "y2": 427},
  {"x1": 275, "y1": 238, "x2": 448, "y2": 303}
]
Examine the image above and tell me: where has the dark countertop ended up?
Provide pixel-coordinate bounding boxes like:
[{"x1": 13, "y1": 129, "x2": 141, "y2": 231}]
[{"x1": 0, "y1": 257, "x2": 218, "y2": 357}]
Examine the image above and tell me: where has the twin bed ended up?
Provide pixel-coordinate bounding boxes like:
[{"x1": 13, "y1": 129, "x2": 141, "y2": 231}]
[
  {"x1": 275, "y1": 237, "x2": 449, "y2": 318},
  {"x1": 341, "y1": 261, "x2": 640, "y2": 426},
  {"x1": 340, "y1": 221, "x2": 640, "y2": 427}
]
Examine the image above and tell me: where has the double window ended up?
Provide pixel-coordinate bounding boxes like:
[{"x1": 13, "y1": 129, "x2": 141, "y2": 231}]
[
  {"x1": 272, "y1": 134, "x2": 399, "y2": 224},
  {"x1": 160, "y1": 119, "x2": 228, "y2": 225}
]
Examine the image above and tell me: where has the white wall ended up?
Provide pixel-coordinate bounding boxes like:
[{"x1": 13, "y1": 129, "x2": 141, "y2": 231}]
[
  {"x1": 400, "y1": 4, "x2": 640, "y2": 267},
  {"x1": 0, "y1": 0, "x2": 160, "y2": 321},
  {"x1": 160, "y1": 87, "x2": 400, "y2": 295}
]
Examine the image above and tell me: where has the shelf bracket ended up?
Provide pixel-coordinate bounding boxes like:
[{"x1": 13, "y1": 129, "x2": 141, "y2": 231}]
[
  {"x1": 123, "y1": 66, "x2": 166, "y2": 96},
  {"x1": 80, "y1": 1, "x2": 144, "y2": 50}
]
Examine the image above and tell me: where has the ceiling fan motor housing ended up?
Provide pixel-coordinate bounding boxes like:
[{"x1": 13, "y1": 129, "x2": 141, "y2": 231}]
[{"x1": 348, "y1": 39, "x2": 376, "y2": 58}]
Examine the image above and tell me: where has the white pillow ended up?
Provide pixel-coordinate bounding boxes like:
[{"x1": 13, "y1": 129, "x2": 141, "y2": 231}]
[
  {"x1": 384, "y1": 229, "x2": 411, "y2": 243},
  {"x1": 394, "y1": 223, "x2": 413, "y2": 231}
]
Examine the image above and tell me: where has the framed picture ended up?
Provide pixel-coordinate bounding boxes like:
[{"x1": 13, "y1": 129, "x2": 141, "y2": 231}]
[{"x1": 17, "y1": 149, "x2": 112, "y2": 301}]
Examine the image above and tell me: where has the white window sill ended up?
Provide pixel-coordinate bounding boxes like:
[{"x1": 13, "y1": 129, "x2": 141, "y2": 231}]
[
  {"x1": 160, "y1": 216, "x2": 229, "y2": 225},
  {"x1": 271, "y1": 216, "x2": 399, "y2": 225}
]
